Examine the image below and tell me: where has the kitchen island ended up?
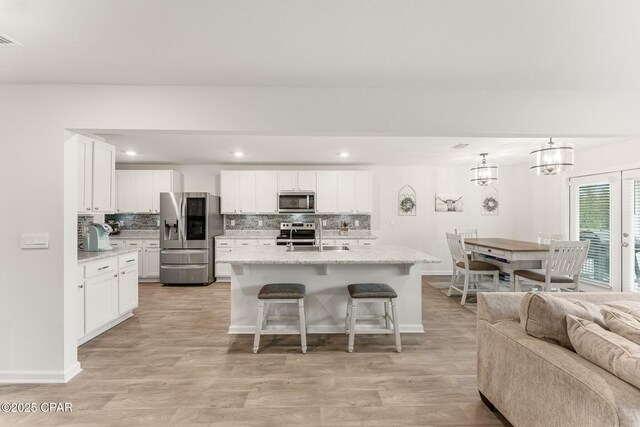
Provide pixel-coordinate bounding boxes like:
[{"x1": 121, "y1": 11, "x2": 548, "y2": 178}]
[{"x1": 217, "y1": 245, "x2": 440, "y2": 334}]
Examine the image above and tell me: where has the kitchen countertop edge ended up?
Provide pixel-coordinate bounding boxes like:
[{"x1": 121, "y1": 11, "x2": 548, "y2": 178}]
[{"x1": 78, "y1": 248, "x2": 142, "y2": 265}]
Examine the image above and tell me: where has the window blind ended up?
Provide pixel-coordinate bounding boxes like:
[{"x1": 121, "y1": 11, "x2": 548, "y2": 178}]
[{"x1": 575, "y1": 183, "x2": 611, "y2": 284}]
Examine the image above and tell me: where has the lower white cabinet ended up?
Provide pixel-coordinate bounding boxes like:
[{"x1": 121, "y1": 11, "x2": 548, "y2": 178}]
[
  {"x1": 84, "y1": 273, "x2": 119, "y2": 335},
  {"x1": 79, "y1": 252, "x2": 139, "y2": 345},
  {"x1": 142, "y1": 247, "x2": 160, "y2": 278},
  {"x1": 118, "y1": 265, "x2": 139, "y2": 315}
]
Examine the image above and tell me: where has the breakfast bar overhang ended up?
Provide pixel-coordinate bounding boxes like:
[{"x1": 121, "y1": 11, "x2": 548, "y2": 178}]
[{"x1": 217, "y1": 245, "x2": 440, "y2": 334}]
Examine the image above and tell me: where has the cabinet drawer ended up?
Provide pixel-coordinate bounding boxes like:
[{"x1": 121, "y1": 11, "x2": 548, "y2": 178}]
[
  {"x1": 109, "y1": 240, "x2": 126, "y2": 248},
  {"x1": 473, "y1": 246, "x2": 507, "y2": 257},
  {"x1": 144, "y1": 240, "x2": 160, "y2": 248},
  {"x1": 358, "y1": 240, "x2": 376, "y2": 246},
  {"x1": 118, "y1": 252, "x2": 139, "y2": 269},
  {"x1": 235, "y1": 239, "x2": 258, "y2": 247},
  {"x1": 257, "y1": 239, "x2": 276, "y2": 246},
  {"x1": 338, "y1": 239, "x2": 359, "y2": 246},
  {"x1": 321, "y1": 239, "x2": 337, "y2": 247},
  {"x1": 85, "y1": 258, "x2": 118, "y2": 278},
  {"x1": 215, "y1": 239, "x2": 235, "y2": 248},
  {"x1": 126, "y1": 240, "x2": 144, "y2": 248}
]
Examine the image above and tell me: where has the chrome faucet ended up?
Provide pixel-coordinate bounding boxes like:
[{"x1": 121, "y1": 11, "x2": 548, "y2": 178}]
[
  {"x1": 317, "y1": 220, "x2": 323, "y2": 252},
  {"x1": 287, "y1": 228, "x2": 294, "y2": 251}
]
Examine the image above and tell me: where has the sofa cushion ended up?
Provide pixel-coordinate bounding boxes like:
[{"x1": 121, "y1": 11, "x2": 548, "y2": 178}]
[
  {"x1": 567, "y1": 315, "x2": 640, "y2": 390},
  {"x1": 601, "y1": 301, "x2": 640, "y2": 320},
  {"x1": 602, "y1": 308, "x2": 640, "y2": 345},
  {"x1": 520, "y1": 292, "x2": 606, "y2": 351}
]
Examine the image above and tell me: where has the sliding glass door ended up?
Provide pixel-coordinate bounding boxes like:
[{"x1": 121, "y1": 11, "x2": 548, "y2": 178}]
[
  {"x1": 569, "y1": 173, "x2": 621, "y2": 292},
  {"x1": 622, "y1": 169, "x2": 640, "y2": 292}
]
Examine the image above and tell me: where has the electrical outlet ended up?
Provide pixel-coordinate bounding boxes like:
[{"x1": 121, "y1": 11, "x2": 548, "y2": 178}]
[
  {"x1": 258, "y1": 220, "x2": 263, "y2": 226},
  {"x1": 355, "y1": 220, "x2": 360, "y2": 227},
  {"x1": 230, "y1": 220, "x2": 235, "y2": 226},
  {"x1": 322, "y1": 220, "x2": 327, "y2": 227},
  {"x1": 389, "y1": 220, "x2": 395, "y2": 227}
]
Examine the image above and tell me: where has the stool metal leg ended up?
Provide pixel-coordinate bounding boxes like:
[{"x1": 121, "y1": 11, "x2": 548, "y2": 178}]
[
  {"x1": 298, "y1": 298, "x2": 307, "y2": 354},
  {"x1": 391, "y1": 298, "x2": 401, "y2": 353},
  {"x1": 253, "y1": 300, "x2": 265, "y2": 354},
  {"x1": 348, "y1": 299, "x2": 358, "y2": 353}
]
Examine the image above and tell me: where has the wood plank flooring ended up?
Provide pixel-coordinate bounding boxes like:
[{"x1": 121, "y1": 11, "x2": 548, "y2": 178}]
[{"x1": 0, "y1": 277, "x2": 506, "y2": 426}]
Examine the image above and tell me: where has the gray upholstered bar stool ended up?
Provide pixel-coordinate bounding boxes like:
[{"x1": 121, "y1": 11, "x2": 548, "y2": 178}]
[
  {"x1": 345, "y1": 283, "x2": 401, "y2": 353},
  {"x1": 253, "y1": 283, "x2": 307, "y2": 354}
]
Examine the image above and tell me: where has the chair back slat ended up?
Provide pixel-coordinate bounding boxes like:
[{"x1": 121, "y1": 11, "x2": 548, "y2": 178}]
[
  {"x1": 446, "y1": 233, "x2": 468, "y2": 265},
  {"x1": 538, "y1": 232, "x2": 565, "y2": 245},
  {"x1": 455, "y1": 228, "x2": 478, "y2": 240},
  {"x1": 547, "y1": 240, "x2": 591, "y2": 277}
]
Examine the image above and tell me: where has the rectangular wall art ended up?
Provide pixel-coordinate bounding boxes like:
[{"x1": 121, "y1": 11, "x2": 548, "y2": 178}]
[{"x1": 435, "y1": 193, "x2": 463, "y2": 212}]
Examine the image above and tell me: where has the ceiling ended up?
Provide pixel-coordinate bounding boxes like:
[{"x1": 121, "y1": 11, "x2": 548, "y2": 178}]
[
  {"x1": 2, "y1": 1, "x2": 640, "y2": 89},
  {"x1": 98, "y1": 132, "x2": 628, "y2": 165}
]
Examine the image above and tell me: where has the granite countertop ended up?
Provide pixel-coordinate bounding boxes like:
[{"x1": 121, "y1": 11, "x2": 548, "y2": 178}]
[
  {"x1": 217, "y1": 231, "x2": 377, "y2": 240},
  {"x1": 110, "y1": 231, "x2": 159, "y2": 240},
  {"x1": 78, "y1": 247, "x2": 141, "y2": 265},
  {"x1": 217, "y1": 245, "x2": 440, "y2": 265}
]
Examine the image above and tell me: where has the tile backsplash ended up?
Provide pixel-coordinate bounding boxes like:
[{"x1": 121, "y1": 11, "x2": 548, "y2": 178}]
[
  {"x1": 225, "y1": 214, "x2": 370, "y2": 231},
  {"x1": 77, "y1": 215, "x2": 94, "y2": 245},
  {"x1": 104, "y1": 214, "x2": 160, "y2": 230}
]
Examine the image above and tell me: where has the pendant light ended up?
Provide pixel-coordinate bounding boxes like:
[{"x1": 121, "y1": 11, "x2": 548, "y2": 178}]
[
  {"x1": 529, "y1": 138, "x2": 574, "y2": 175},
  {"x1": 471, "y1": 153, "x2": 498, "y2": 186}
]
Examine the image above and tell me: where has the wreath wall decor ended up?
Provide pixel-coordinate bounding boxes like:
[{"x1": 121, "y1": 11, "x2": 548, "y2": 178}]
[
  {"x1": 481, "y1": 186, "x2": 499, "y2": 216},
  {"x1": 398, "y1": 185, "x2": 416, "y2": 216}
]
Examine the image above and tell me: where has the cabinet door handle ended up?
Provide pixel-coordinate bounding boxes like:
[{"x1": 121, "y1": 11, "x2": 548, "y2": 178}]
[
  {"x1": 86, "y1": 207, "x2": 91, "y2": 211},
  {"x1": 98, "y1": 266, "x2": 109, "y2": 270},
  {"x1": 121, "y1": 271, "x2": 126, "y2": 275},
  {"x1": 94, "y1": 207, "x2": 99, "y2": 210},
  {"x1": 113, "y1": 274, "x2": 118, "y2": 278},
  {"x1": 78, "y1": 284, "x2": 84, "y2": 289},
  {"x1": 126, "y1": 259, "x2": 135, "y2": 263}
]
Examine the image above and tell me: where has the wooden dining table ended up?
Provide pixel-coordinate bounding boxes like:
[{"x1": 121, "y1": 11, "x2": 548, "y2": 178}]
[{"x1": 464, "y1": 238, "x2": 550, "y2": 291}]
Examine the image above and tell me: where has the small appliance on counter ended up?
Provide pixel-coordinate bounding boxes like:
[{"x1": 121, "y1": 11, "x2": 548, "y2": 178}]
[
  {"x1": 106, "y1": 220, "x2": 121, "y2": 235},
  {"x1": 339, "y1": 222, "x2": 349, "y2": 236},
  {"x1": 82, "y1": 223, "x2": 113, "y2": 252}
]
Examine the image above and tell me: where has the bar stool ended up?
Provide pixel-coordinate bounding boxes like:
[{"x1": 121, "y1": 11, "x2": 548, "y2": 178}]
[
  {"x1": 253, "y1": 283, "x2": 307, "y2": 354},
  {"x1": 345, "y1": 283, "x2": 401, "y2": 353}
]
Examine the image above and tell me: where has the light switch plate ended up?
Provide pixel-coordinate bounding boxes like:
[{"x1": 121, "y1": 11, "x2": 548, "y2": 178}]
[
  {"x1": 21, "y1": 232, "x2": 50, "y2": 249},
  {"x1": 355, "y1": 220, "x2": 360, "y2": 227},
  {"x1": 258, "y1": 220, "x2": 263, "y2": 226},
  {"x1": 322, "y1": 220, "x2": 327, "y2": 227}
]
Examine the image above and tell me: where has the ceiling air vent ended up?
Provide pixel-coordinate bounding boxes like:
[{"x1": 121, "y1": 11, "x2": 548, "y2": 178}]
[
  {"x1": 0, "y1": 33, "x2": 22, "y2": 45},
  {"x1": 452, "y1": 143, "x2": 470, "y2": 149}
]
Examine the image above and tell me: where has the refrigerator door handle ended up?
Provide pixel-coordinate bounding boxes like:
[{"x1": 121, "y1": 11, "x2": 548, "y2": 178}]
[{"x1": 180, "y1": 196, "x2": 186, "y2": 244}]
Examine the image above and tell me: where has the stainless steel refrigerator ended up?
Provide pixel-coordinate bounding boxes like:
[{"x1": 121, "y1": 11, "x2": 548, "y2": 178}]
[{"x1": 160, "y1": 192, "x2": 223, "y2": 285}]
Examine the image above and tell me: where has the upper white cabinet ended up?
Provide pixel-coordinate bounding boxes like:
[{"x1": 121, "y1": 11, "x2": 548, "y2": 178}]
[
  {"x1": 220, "y1": 170, "x2": 372, "y2": 215},
  {"x1": 337, "y1": 171, "x2": 372, "y2": 214},
  {"x1": 76, "y1": 135, "x2": 116, "y2": 214},
  {"x1": 316, "y1": 171, "x2": 338, "y2": 213},
  {"x1": 278, "y1": 171, "x2": 316, "y2": 192},
  {"x1": 255, "y1": 171, "x2": 278, "y2": 213},
  {"x1": 116, "y1": 170, "x2": 182, "y2": 214}
]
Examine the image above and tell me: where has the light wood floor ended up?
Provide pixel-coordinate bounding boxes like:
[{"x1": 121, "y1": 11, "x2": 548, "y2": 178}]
[{"x1": 1, "y1": 277, "x2": 506, "y2": 426}]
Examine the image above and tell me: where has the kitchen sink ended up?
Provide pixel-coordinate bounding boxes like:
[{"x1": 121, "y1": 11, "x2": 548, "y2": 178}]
[{"x1": 289, "y1": 245, "x2": 350, "y2": 252}]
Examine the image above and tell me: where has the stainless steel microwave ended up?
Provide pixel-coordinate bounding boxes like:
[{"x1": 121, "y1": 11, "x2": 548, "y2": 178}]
[{"x1": 278, "y1": 191, "x2": 316, "y2": 213}]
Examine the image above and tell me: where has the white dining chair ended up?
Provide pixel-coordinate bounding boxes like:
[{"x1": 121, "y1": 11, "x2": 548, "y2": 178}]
[
  {"x1": 455, "y1": 229, "x2": 478, "y2": 260},
  {"x1": 446, "y1": 233, "x2": 500, "y2": 306},
  {"x1": 538, "y1": 232, "x2": 565, "y2": 245},
  {"x1": 514, "y1": 240, "x2": 590, "y2": 292}
]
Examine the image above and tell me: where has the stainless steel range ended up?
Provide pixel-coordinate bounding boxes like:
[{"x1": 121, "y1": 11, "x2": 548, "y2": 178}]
[{"x1": 276, "y1": 222, "x2": 316, "y2": 246}]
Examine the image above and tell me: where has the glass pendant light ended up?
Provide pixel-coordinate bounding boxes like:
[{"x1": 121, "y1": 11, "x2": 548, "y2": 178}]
[
  {"x1": 530, "y1": 138, "x2": 574, "y2": 175},
  {"x1": 471, "y1": 153, "x2": 498, "y2": 186}
]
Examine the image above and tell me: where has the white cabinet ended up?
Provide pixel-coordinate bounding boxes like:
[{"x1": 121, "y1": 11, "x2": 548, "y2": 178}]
[
  {"x1": 316, "y1": 171, "x2": 338, "y2": 213},
  {"x1": 77, "y1": 266, "x2": 85, "y2": 339},
  {"x1": 215, "y1": 238, "x2": 235, "y2": 278},
  {"x1": 221, "y1": 171, "x2": 258, "y2": 214},
  {"x1": 238, "y1": 172, "x2": 256, "y2": 213},
  {"x1": 116, "y1": 170, "x2": 182, "y2": 214},
  {"x1": 337, "y1": 171, "x2": 372, "y2": 214},
  {"x1": 118, "y1": 265, "x2": 139, "y2": 315},
  {"x1": 255, "y1": 171, "x2": 279, "y2": 213},
  {"x1": 278, "y1": 171, "x2": 316, "y2": 192},
  {"x1": 134, "y1": 171, "x2": 153, "y2": 213},
  {"x1": 116, "y1": 171, "x2": 135, "y2": 213},
  {"x1": 142, "y1": 247, "x2": 160, "y2": 278},
  {"x1": 84, "y1": 272, "x2": 118, "y2": 334},
  {"x1": 76, "y1": 136, "x2": 115, "y2": 214},
  {"x1": 77, "y1": 137, "x2": 93, "y2": 213}
]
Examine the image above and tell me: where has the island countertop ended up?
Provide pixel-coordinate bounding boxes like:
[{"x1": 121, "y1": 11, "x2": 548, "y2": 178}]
[
  {"x1": 78, "y1": 247, "x2": 141, "y2": 265},
  {"x1": 217, "y1": 245, "x2": 439, "y2": 265}
]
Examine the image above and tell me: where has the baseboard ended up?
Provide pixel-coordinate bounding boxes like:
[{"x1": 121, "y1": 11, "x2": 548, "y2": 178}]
[
  {"x1": 422, "y1": 270, "x2": 451, "y2": 276},
  {"x1": 0, "y1": 362, "x2": 82, "y2": 384},
  {"x1": 229, "y1": 324, "x2": 424, "y2": 334}
]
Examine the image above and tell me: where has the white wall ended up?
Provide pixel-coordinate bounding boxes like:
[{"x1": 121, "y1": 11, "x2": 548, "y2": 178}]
[{"x1": 2, "y1": 84, "x2": 640, "y2": 382}]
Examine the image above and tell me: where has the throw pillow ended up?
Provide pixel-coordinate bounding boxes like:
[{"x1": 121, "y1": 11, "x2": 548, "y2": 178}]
[
  {"x1": 520, "y1": 292, "x2": 606, "y2": 351},
  {"x1": 602, "y1": 308, "x2": 640, "y2": 345},
  {"x1": 600, "y1": 301, "x2": 640, "y2": 320},
  {"x1": 567, "y1": 315, "x2": 640, "y2": 390}
]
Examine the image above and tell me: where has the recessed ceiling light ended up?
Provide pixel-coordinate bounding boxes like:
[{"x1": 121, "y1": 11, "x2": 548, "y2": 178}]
[
  {"x1": 125, "y1": 151, "x2": 137, "y2": 156},
  {"x1": 234, "y1": 151, "x2": 245, "y2": 157},
  {"x1": 339, "y1": 152, "x2": 350, "y2": 158}
]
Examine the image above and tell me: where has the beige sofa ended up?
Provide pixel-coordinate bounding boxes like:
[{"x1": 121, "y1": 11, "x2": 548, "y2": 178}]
[{"x1": 477, "y1": 292, "x2": 640, "y2": 427}]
